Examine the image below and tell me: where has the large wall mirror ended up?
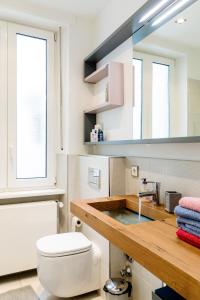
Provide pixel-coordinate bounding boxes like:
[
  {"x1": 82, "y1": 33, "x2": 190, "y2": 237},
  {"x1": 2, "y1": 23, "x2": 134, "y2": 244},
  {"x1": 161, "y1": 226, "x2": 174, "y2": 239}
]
[{"x1": 132, "y1": 0, "x2": 200, "y2": 140}]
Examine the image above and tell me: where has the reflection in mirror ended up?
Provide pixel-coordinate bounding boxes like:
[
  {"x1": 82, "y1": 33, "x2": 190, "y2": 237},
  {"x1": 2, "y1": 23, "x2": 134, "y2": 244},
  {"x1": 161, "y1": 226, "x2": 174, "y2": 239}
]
[{"x1": 133, "y1": 0, "x2": 200, "y2": 139}]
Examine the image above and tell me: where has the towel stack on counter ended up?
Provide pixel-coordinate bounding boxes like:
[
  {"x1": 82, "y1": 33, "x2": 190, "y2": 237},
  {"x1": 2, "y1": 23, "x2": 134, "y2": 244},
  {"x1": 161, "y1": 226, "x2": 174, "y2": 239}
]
[{"x1": 174, "y1": 197, "x2": 200, "y2": 248}]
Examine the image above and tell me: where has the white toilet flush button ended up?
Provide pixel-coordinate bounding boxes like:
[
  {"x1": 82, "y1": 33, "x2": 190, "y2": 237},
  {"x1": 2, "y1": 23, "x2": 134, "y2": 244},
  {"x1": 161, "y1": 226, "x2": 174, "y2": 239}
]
[{"x1": 88, "y1": 167, "x2": 100, "y2": 189}]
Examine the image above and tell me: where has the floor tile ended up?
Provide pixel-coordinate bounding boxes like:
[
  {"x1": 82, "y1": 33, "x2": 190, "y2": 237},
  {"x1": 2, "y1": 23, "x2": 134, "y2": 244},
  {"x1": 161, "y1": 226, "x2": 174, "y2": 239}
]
[
  {"x1": 0, "y1": 273, "x2": 21, "y2": 294},
  {"x1": 0, "y1": 270, "x2": 103, "y2": 300}
]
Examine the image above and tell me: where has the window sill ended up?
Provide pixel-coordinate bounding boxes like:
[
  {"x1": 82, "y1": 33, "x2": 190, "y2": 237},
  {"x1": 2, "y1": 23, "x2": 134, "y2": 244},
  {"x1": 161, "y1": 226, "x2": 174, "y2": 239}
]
[{"x1": 0, "y1": 188, "x2": 65, "y2": 200}]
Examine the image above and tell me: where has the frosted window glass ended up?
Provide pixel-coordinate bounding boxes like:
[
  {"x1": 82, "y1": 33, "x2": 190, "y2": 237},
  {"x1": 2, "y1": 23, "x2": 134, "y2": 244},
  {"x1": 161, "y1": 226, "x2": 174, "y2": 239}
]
[
  {"x1": 152, "y1": 63, "x2": 169, "y2": 138},
  {"x1": 133, "y1": 58, "x2": 142, "y2": 139},
  {"x1": 17, "y1": 34, "x2": 47, "y2": 179}
]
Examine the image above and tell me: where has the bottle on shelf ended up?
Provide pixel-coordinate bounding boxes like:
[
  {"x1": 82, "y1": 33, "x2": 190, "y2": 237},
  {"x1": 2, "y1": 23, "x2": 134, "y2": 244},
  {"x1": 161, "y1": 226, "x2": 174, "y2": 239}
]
[
  {"x1": 98, "y1": 129, "x2": 104, "y2": 142},
  {"x1": 90, "y1": 124, "x2": 104, "y2": 142}
]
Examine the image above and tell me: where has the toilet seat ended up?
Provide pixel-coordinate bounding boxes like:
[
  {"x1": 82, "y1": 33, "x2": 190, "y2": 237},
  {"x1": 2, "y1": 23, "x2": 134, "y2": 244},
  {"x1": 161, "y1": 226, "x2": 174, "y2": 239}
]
[{"x1": 36, "y1": 232, "x2": 92, "y2": 257}]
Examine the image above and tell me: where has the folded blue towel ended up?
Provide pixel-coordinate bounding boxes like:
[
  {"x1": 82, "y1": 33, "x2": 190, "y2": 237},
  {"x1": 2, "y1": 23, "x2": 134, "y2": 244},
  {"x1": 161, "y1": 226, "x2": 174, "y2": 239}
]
[
  {"x1": 180, "y1": 224, "x2": 200, "y2": 238},
  {"x1": 177, "y1": 217, "x2": 200, "y2": 229},
  {"x1": 185, "y1": 223, "x2": 200, "y2": 235},
  {"x1": 174, "y1": 205, "x2": 200, "y2": 222}
]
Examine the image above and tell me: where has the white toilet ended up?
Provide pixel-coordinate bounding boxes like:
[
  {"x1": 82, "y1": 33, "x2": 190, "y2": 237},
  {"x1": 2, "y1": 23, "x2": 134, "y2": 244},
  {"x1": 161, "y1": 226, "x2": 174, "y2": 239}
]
[{"x1": 36, "y1": 232, "x2": 101, "y2": 298}]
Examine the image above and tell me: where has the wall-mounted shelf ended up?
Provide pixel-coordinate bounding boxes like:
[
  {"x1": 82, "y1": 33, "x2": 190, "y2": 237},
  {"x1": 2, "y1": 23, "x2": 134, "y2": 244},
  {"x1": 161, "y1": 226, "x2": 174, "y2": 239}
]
[
  {"x1": 85, "y1": 64, "x2": 108, "y2": 83},
  {"x1": 84, "y1": 62, "x2": 124, "y2": 142},
  {"x1": 85, "y1": 103, "x2": 119, "y2": 114},
  {"x1": 84, "y1": 136, "x2": 200, "y2": 145},
  {"x1": 85, "y1": 61, "x2": 124, "y2": 114},
  {"x1": 84, "y1": 113, "x2": 96, "y2": 142}
]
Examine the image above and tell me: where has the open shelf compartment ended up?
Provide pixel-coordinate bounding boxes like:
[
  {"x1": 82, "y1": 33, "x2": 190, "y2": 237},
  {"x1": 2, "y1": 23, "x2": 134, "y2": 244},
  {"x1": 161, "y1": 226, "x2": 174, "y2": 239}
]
[{"x1": 84, "y1": 64, "x2": 108, "y2": 83}]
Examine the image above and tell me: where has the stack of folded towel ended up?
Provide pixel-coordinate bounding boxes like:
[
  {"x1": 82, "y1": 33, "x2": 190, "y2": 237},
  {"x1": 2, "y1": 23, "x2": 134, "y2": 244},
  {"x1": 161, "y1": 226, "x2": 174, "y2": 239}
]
[{"x1": 174, "y1": 197, "x2": 200, "y2": 248}]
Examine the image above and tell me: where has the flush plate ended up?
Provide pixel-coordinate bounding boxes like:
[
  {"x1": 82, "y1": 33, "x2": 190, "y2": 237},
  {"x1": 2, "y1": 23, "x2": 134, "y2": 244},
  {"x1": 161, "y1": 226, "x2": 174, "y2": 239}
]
[{"x1": 88, "y1": 167, "x2": 100, "y2": 189}]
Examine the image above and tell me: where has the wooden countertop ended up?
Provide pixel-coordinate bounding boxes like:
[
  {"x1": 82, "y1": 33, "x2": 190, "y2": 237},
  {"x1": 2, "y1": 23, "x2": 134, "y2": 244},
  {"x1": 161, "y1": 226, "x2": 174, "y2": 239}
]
[{"x1": 71, "y1": 195, "x2": 200, "y2": 300}]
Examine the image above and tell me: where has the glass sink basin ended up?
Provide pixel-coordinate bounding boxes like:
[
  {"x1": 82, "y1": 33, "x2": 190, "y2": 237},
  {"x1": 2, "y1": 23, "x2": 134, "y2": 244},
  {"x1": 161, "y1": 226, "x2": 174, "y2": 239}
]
[{"x1": 103, "y1": 208, "x2": 153, "y2": 225}]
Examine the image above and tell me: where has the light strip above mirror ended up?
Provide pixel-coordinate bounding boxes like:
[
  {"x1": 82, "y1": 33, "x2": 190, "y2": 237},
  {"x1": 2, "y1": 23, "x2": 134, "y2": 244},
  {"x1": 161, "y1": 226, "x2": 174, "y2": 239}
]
[
  {"x1": 152, "y1": 0, "x2": 192, "y2": 26},
  {"x1": 139, "y1": 0, "x2": 171, "y2": 23}
]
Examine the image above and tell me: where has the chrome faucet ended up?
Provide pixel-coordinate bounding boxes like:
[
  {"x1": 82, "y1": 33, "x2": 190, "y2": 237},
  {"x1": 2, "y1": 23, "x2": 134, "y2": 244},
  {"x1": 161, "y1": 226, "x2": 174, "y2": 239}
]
[{"x1": 138, "y1": 178, "x2": 160, "y2": 205}]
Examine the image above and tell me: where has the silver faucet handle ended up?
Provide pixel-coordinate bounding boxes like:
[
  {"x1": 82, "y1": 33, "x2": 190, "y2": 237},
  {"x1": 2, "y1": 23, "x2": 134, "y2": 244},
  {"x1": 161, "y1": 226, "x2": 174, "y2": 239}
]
[
  {"x1": 141, "y1": 178, "x2": 147, "y2": 184},
  {"x1": 147, "y1": 180, "x2": 159, "y2": 184},
  {"x1": 141, "y1": 178, "x2": 160, "y2": 190},
  {"x1": 143, "y1": 179, "x2": 160, "y2": 185}
]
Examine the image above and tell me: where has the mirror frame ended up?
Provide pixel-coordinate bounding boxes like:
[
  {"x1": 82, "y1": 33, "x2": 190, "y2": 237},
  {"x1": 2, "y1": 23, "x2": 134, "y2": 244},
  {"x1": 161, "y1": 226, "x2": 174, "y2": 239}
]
[{"x1": 84, "y1": 0, "x2": 200, "y2": 144}]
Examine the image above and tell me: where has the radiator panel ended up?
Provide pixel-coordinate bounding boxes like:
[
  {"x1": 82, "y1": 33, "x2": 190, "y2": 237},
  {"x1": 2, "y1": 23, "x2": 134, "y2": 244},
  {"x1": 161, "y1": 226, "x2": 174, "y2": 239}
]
[{"x1": 0, "y1": 201, "x2": 57, "y2": 276}]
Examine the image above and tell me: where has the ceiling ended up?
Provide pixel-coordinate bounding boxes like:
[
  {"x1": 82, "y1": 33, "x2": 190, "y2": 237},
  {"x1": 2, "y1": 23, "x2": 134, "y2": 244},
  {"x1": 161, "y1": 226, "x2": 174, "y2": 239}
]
[
  {"x1": 151, "y1": 0, "x2": 200, "y2": 49},
  {"x1": 0, "y1": 0, "x2": 110, "y2": 19}
]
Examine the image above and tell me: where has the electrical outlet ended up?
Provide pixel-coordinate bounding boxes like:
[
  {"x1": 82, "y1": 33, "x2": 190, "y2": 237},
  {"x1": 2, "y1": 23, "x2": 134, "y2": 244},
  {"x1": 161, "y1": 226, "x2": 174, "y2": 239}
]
[{"x1": 131, "y1": 166, "x2": 139, "y2": 177}]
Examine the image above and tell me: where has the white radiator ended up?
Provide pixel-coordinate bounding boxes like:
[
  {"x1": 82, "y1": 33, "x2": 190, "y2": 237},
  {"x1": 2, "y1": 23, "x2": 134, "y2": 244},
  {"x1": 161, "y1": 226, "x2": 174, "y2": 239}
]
[{"x1": 0, "y1": 201, "x2": 58, "y2": 276}]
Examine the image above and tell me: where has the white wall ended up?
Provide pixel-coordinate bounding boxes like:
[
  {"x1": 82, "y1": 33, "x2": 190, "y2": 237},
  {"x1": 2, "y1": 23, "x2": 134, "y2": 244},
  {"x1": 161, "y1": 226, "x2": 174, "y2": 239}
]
[
  {"x1": 93, "y1": 0, "x2": 147, "y2": 47},
  {"x1": 62, "y1": 19, "x2": 94, "y2": 154},
  {"x1": 188, "y1": 79, "x2": 200, "y2": 135}
]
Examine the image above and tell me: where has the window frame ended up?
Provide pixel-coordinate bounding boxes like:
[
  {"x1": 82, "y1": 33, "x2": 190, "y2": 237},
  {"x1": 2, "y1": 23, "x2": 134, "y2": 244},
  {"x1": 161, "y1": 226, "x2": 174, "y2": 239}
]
[
  {"x1": 0, "y1": 21, "x2": 7, "y2": 191},
  {"x1": 133, "y1": 50, "x2": 174, "y2": 139},
  {"x1": 152, "y1": 61, "x2": 170, "y2": 138},
  {"x1": 132, "y1": 58, "x2": 143, "y2": 140},
  {"x1": 7, "y1": 23, "x2": 56, "y2": 189}
]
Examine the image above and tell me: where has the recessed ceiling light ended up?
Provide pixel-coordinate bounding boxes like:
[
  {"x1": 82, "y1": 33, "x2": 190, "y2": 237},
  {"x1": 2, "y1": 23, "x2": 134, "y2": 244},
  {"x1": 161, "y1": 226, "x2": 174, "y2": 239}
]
[{"x1": 175, "y1": 17, "x2": 187, "y2": 24}]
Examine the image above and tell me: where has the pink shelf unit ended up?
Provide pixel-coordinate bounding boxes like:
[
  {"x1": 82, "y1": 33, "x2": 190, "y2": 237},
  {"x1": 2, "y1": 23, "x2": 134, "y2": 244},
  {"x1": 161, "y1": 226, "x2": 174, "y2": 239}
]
[
  {"x1": 84, "y1": 64, "x2": 108, "y2": 83},
  {"x1": 84, "y1": 61, "x2": 124, "y2": 114},
  {"x1": 84, "y1": 103, "x2": 119, "y2": 114}
]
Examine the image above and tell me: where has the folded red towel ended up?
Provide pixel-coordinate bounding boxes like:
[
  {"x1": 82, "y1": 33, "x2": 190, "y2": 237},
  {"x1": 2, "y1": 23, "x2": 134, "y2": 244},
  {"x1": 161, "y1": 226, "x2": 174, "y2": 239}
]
[{"x1": 176, "y1": 228, "x2": 200, "y2": 249}]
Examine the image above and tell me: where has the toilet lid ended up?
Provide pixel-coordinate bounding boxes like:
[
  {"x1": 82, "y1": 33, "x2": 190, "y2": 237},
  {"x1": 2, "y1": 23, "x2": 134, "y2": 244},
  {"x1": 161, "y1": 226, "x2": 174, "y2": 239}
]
[{"x1": 36, "y1": 232, "x2": 92, "y2": 257}]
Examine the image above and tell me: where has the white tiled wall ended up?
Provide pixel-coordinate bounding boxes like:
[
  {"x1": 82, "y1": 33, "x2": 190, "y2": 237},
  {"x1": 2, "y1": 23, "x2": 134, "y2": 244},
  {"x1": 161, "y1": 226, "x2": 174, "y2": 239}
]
[{"x1": 125, "y1": 157, "x2": 200, "y2": 202}]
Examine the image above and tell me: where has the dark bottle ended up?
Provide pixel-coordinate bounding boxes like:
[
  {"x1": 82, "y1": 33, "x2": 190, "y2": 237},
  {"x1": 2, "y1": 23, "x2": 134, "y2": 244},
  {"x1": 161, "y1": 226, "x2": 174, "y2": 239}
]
[{"x1": 98, "y1": 129, "x2": 104, "y2": 142}]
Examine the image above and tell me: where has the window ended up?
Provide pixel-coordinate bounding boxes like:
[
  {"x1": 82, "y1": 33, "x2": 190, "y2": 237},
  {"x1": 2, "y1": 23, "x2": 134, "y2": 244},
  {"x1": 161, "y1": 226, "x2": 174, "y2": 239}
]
[
  {"x1": 0, "y1": 22, "x2": 56, "y2": 190},
  {"x1": 133, "y1": 51, "x2": 173, "y2": 139},
  {"x1": 152, "y1": 63, "x2": 169, "y2": 138},
  {"x1": 17, "y1": 34, "x2": 47, "y2": 179},
  {"x1": 132, "y1": 58, "x2": 143, "y2": 139}
]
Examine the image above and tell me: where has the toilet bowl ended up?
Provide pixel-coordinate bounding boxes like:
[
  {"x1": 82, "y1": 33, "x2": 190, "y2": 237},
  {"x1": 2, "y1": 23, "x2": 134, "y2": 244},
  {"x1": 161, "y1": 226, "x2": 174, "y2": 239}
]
[{"x1": 36, "y1": 232, "x2": 101, "y2": 298}]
